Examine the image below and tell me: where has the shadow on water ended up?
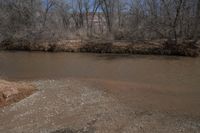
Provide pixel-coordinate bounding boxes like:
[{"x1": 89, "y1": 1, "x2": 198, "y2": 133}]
[{"x1": 93, "y1": 53, "x2": 186, "y2": 61}]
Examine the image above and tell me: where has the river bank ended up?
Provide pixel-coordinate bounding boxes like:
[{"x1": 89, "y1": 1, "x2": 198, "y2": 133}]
[
  {"x1": 1, "y1": 38, "x2": 200, "y2": 57},
  {"x1": 0, "y1": 79, "x2": 199, "y2": 133}
]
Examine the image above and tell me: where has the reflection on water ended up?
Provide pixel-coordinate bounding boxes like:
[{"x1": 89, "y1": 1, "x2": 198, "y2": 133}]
[{"x1": 0, "y1": 51, "x2": 200, "y2": 90}]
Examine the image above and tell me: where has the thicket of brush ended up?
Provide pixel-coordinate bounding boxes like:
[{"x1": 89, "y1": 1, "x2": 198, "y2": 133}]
[{"x1": 0, "y1": 0, "x2": 200, "y2": 56}]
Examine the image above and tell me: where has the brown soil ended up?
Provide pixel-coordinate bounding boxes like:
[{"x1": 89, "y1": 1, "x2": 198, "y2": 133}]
[{"x1": 0, "y1": 80, "x2": 36, "y2": 107}]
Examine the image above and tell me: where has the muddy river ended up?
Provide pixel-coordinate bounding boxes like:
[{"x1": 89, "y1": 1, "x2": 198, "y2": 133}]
[{"x1": 0, "y1": 51, "x2": 200, "y2": 89}]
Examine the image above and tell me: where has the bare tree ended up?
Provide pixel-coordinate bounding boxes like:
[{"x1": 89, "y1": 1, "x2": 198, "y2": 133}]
[{"x1": 0, "y1": 0, "x2": 199, "y2": 42}]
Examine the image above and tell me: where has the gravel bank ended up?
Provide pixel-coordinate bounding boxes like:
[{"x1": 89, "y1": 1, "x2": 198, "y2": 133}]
[{"x1": 0, "y1": 79, "x2": 199, "y2": 133}]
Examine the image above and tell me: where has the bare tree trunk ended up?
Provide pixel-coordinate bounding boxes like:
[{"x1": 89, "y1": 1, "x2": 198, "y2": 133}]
[
  {"x1": 173, "y1": 0, "x2": 183, "y2": 43},
  {"x1": 101, "y1": 0, "x2": 113, "y2": 33},
  {"x1": 77, "y1": 0, "x2": 84, "y2": 27},
  {"x1": 193, "y1": 0, "x2": 200, "y2": 40},
  {"x1": 83, "y1": 0, "x2": 90, "y2": 34},
  {"x1": 89, "y1": 0, "x2": 101, "y2": 35}
]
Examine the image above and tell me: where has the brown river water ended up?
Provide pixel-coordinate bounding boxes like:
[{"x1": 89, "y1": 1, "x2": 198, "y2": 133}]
[
  {"x1": 0, "y1": 51, "x2": 200, "y2": 89},
  {"x1": 0, "y1": 51, "x2": 200, "y2": 116}
]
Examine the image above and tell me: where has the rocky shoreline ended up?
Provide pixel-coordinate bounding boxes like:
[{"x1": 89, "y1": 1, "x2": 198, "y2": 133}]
[{"x1": 0, "y1": 38, "x2": 199, "y2": 57}]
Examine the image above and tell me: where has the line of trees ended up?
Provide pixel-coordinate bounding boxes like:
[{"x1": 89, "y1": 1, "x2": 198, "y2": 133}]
[{"x1": 0, "y1": 0, "x2": 199, "y2": 43}]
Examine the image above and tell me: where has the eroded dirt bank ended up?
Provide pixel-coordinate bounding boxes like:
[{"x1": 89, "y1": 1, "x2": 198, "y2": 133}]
[
  {"x1": 0, "y1": 80, "x2": 36, "y2": 107},
  {"x1": 0, "y1": 79, "x2": 199, "y2": 133}
]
